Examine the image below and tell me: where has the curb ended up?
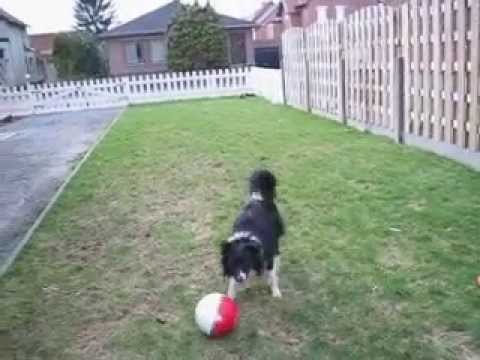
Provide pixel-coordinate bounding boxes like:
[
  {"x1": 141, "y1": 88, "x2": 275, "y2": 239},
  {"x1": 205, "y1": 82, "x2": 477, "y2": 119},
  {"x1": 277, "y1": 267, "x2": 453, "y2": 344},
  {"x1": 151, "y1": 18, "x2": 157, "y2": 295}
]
[{"x1": 0, "y1": 107, "x2": 127, "y2": 277}]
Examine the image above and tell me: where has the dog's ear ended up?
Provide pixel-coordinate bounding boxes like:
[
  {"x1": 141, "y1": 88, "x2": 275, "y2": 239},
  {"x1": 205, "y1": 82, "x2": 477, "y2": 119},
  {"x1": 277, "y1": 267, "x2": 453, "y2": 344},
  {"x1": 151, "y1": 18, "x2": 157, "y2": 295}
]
[
  {"x1": 221, "y1": 241, "x2": 231, "y2": 258},
  {"x1": 221, "y1": 241, "x2": 232, "y2": 276},
  {"x1": 246, "y1": 242, "x2": 264, "y2": 275}
]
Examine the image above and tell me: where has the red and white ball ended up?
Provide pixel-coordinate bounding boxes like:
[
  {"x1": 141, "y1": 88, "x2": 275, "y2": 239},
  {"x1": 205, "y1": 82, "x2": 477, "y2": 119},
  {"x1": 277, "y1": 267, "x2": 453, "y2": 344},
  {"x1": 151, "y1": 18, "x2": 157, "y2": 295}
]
[{"x1": 195, "y1": 293, "x2": 240, "y2": 337}]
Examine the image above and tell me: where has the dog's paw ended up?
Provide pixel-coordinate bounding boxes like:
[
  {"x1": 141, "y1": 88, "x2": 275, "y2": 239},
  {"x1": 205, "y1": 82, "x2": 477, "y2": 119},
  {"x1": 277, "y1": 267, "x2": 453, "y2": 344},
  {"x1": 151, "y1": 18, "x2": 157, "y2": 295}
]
[{"x1": 272, "y1": 288, "x2": 282, "y2": 298}]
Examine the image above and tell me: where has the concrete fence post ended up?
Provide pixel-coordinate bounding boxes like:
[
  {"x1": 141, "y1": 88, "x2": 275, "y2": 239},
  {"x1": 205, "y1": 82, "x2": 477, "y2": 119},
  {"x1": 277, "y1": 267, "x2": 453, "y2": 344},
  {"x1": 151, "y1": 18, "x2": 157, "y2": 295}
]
[{"x1": 393, "y1": 54, "x2": 405, "y2": 144}]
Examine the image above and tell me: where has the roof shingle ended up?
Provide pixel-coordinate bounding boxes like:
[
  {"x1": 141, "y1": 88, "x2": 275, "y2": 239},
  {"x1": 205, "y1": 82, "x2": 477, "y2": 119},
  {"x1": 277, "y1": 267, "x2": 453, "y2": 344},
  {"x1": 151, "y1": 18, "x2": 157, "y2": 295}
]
[{"x1": 101, "y1": 0, "x2": 253, "y2": 39}]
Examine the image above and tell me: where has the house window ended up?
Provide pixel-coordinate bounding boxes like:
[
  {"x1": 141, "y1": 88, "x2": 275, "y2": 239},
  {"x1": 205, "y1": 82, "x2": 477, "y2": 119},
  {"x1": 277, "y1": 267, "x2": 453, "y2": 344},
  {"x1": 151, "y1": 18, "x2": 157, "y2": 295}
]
[
  {"x1": 126, "y1": 42, "x2": 145, "y2": 64},
  {"x1": 151, "y1": 40, "x2": 166, "y2": 64},
  {"x1": 0, "y1": 49, "x2": 4, "y2": 59},
  {"x1": 229, "y1": 33, "x2": 247, "y2": 65},
  {"x1": 28, "y1": 57, "x2": 34, "y2": 73}
]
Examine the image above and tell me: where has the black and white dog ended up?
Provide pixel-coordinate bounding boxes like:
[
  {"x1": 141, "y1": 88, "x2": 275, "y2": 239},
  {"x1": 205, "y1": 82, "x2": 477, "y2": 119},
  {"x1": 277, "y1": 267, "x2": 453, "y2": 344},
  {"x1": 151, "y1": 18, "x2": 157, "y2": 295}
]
[{"x1": 221, "y1": 170, "x2": 285, "y2": 298}]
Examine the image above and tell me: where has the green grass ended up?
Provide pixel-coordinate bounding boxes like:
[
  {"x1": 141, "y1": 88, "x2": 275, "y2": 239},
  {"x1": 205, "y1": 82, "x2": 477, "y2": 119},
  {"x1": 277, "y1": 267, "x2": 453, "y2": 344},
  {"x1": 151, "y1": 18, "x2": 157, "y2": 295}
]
[{"x1": 1, "y1": 98, "x2": 480, "y2": 359}]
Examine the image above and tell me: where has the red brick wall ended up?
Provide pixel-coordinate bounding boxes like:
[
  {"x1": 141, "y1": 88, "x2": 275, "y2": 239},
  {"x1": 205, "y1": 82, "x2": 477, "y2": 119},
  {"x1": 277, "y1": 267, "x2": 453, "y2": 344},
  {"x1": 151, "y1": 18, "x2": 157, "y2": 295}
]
[
  {"x1": 107, "y1": 29, "x2": 254, "y2": 76},
  {"x1": 284, "y1": 0, "x2": 380, "y2": 29},
  {"x1": 255, "y1": 22, "x2": 283, "y2": 42},
  {"x1": 107, "y1": 35, "x2": 168, "y2": 76}
]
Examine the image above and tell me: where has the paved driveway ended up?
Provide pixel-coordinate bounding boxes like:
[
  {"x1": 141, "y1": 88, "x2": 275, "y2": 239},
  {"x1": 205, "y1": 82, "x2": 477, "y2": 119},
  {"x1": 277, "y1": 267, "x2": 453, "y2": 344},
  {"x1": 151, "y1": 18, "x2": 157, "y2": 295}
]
[{"x1": 0, "y1": 108, "x2": 123, "y2": 272}]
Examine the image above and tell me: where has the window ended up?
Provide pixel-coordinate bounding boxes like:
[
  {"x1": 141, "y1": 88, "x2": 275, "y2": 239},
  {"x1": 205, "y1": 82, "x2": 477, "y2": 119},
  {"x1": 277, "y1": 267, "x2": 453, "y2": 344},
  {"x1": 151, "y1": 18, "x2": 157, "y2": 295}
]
[
  {"x1": 151, "y1": 40, "x2": 166, "y2": 64},
  {"x1": 0, "y1": 49, "x2": 4, "y2": 59},
  {"x1": 28, "y1": 57, "x2": 34, "y2": 73},
  {"x1": 229, "y1": 33, "x2": 247, "y2": 65},
  {"x1": 126, "y1": 42, "x2": 145, "y2": 64}
]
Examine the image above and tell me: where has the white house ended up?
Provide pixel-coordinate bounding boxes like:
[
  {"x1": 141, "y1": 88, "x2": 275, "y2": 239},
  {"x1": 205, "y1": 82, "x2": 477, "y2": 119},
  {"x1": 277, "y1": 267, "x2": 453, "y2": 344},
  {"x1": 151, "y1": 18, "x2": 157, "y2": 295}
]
[{"x1": 0, "y1": 7, "x2": 40, "y2": 86}]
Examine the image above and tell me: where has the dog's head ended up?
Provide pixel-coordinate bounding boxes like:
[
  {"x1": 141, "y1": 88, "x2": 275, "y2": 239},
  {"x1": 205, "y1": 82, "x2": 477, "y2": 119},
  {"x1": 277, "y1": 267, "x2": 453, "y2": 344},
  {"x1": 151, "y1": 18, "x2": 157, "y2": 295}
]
[
  {"x1": 249, "y1": 170, "x2": 277, "y2": 202},
  {"x1": 221, "y1": 238, "x2": 263, "y2": 283}
]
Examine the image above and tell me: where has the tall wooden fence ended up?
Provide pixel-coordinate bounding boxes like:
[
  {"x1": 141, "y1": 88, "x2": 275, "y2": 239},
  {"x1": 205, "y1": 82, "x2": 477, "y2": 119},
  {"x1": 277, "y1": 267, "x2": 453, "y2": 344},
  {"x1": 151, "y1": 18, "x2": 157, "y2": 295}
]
[
  {"x1": 283, "y1": 28, "x2": 308, "y2": 110},
  {"x1": 283, "y1": 0, "x2": 480, "y2": 170}
]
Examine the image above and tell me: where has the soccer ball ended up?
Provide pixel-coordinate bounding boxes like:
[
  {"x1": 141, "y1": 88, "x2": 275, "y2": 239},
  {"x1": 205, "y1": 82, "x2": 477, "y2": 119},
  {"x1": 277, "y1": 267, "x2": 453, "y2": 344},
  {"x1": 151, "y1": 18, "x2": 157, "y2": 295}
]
[{"x1": 195, "y1": 293, "x2": 240, "y2": 337}]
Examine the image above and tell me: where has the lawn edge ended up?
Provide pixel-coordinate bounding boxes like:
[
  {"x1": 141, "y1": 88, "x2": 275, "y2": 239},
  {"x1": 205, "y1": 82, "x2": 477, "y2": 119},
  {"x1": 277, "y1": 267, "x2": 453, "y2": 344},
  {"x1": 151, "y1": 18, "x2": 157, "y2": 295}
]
[{"x1": 0, "y1": 107, "x2": 127, "y2": 277}]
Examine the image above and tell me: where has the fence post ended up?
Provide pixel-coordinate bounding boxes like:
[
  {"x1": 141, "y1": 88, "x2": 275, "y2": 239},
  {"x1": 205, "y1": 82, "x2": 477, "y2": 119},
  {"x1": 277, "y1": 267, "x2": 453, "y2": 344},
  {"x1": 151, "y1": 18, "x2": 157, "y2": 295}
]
[
  {"x1": 302, "y1": 28, "x2": 312, "y2": 113},
  {"x1": 393, "y1": 54, "x2": 405, "y2": 144},
  {"x1": 26, "y1": 82, "x2": 35, "y2": 116},
  {"x1": 280, "y1": 55, "x2": 287, "y2": 106},
  {"x1": 338, "y1": 56, "x2": 347, "y2": 124},
  {"x1": 337, "y1": 22, "x2": 347, "y2": 125},
  {"x1": 122, "y1": 75, "x2": 132, "y2": 105}
]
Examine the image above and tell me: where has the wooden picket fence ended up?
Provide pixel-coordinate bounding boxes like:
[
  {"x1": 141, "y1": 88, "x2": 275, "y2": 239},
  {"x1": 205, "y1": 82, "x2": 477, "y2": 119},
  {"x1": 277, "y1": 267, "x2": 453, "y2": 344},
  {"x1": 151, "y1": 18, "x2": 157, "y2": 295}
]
[
  {"x1": 307, "y1": 20, "x2": 343, "y2": 119},
  {"x1": 344, "y1": 5, "x2": 398, "y2": 134},
  {"x1": 402, "y1": 0, "x2": 479, "y2": 153},
  {"x1": 282, "y1": 0, "x2": 480, "y2": 170},
  {"x1": 282, "y1": 28, "x2": 308, "y2": 110},
  {"x1": 0, "y1": 67, "x2": 285, "y2": 117}
]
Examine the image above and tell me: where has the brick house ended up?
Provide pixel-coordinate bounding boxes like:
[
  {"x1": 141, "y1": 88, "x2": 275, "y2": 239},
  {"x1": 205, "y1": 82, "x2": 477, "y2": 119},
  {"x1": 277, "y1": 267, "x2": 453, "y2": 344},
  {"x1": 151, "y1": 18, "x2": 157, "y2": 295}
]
[
  {"x1": 253, "y1": 0, "x2": 404, "y2": 68},
  {"x1": 30, "y1": 33, "x2": 59, "y2": 82},
  {"x1": 282, "y1": 0, "x2": 380, "y2": 28},
  {"x1": 252, "y1": 2, "x2": 284, "y2": 68},
  {"x1": 100, "y1": 0, "x2": 254, "y2": 76}
]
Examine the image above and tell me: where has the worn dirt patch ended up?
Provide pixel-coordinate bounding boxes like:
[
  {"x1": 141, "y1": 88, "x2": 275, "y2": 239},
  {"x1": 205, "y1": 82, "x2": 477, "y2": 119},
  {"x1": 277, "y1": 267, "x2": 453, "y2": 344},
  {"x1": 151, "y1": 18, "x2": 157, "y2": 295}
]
[
  {"x1": 70, "y1": 160, "x2": 229, "y2": 357},
  {"x1": 379, "y1": 243, "x2": 414, "y2": 270},
  {"x1": 425, "y1": 329, "x2": 480, "y2": 360}
]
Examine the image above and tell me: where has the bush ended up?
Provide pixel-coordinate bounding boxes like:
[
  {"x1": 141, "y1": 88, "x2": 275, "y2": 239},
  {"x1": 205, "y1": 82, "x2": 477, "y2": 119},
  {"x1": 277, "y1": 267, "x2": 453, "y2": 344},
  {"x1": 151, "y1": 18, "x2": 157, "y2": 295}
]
[
  {"x1": 168, "y1": 3, "x2": 228, "y2": 72},
  {"x1": 53, "y1": 33, "x2": 107, "y2": 79}
]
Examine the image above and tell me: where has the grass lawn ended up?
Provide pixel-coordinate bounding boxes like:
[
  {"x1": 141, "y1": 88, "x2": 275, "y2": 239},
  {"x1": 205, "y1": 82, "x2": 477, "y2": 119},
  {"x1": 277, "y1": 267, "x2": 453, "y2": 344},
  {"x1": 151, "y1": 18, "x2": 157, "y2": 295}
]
[{"x1": 1, "y1": 98, "x2": 480, "y2": 359}]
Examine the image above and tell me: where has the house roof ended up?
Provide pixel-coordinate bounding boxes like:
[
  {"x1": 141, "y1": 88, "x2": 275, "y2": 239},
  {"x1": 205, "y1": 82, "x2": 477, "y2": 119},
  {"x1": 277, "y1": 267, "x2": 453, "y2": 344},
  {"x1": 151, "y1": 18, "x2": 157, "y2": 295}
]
[
  {"x1": 101, "y1": 0, "x2": 253, "y2": 40},
  {"x1": 253, "y1": 2, "x2": 283, "y2": 26},
  {"x1": 0, "y1": 7, "x2": 26, "y2": 29},
  {"x1": 252, "y1": 2, "x2": 274, "y2": 22}
]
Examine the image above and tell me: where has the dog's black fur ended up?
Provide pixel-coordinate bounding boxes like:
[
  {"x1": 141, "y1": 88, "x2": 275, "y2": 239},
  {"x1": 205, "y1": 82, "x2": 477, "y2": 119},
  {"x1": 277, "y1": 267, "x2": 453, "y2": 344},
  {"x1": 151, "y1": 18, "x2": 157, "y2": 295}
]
[{"x1": 221, "y1": 170, "x2": 284, "y2": 283}]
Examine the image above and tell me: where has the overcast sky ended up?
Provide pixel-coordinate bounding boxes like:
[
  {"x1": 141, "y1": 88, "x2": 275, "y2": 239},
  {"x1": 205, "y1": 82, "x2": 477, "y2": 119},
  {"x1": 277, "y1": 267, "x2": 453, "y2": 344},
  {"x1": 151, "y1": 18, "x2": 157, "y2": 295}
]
[{"x1": 0, "y1": 0, "x2": 267, "y2": 34}]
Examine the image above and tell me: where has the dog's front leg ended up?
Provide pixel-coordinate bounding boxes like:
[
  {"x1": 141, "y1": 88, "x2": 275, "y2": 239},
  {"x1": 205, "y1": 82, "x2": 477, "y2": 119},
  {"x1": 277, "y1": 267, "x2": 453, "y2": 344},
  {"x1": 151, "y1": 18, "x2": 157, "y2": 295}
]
[
  {"x1": 227, "y1": 277, "x2": 237, "y2": 298},
  {"x1": 269, "y1": 256, "x2": 282, "y2": 298}
]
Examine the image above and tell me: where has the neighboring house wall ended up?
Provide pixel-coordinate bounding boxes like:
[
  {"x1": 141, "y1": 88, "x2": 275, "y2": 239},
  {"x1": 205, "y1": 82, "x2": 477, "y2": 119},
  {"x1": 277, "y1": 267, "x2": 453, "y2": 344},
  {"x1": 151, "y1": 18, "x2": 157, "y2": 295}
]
[
  {"x1": 282, "y1": 0, "x2": 381, "y2": 29},
  {"x1": 107, "y1": 35, "x2": 168, "y2": 76},
  {"x1": 252, "y1": 3, "x2": 283, "y2": 68},
  {"x1": 41, "y1": 59, "x2": 58, "y2": 82},
  {"x1": 227, "y1": 29, "x2": 254, "y2": 66},
  {"x1": 30, "y1": 33, "x2": 59, "y2": 82},
  {"x1": 254, "y1": 22, "x2": 283, "y2": 45},
  {"x1": 32, "y1": 55, "x2": 57, "y2": 82},
  {"x1": 245, "y1": 29, "x2": 255, "y2": 65},
  {"x1": 101, "y1": 1, "x2": 254, "y2": 76},
  {"x1": 106, "y1": 29, "x2": 253, "y2": 76},
  {"x1": 0, "y1": 19, "x2": 29, "y2": 86}
]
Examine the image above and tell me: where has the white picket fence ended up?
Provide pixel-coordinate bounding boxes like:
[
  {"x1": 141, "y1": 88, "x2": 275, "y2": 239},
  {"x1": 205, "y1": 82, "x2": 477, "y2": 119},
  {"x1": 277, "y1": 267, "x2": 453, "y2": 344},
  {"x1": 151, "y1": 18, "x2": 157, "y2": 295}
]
[
  {"x1": 0, "y1": 67, "x2": 284, "y2": 118},
  {"x1": 249, "y1": 67, "x2": 284, "y2": 104}
]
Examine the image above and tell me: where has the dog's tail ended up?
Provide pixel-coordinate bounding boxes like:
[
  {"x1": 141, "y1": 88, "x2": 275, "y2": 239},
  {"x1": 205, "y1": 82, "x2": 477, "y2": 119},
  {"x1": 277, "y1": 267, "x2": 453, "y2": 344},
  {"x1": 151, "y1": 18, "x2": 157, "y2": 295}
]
[{"x1": 249, "y1": 169, "x2": 277, "y2": 202}]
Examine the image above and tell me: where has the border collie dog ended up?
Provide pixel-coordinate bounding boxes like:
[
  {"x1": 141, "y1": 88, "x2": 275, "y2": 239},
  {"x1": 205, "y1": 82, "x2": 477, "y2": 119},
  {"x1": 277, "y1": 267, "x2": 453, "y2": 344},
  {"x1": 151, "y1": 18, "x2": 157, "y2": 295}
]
[{"x1": 221, "y1": 170, "x2": 285, "y2": 298}]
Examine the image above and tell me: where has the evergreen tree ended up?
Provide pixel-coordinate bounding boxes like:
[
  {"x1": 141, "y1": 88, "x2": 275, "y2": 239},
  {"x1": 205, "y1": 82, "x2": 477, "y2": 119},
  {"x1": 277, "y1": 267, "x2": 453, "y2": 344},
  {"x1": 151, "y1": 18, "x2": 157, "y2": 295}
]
[
  {"x1": 168, "y1": 2, "x2": 228, "y2": 71},
  {"x1": 74, "y1": 0, "x2": 115, "y2": 35}
]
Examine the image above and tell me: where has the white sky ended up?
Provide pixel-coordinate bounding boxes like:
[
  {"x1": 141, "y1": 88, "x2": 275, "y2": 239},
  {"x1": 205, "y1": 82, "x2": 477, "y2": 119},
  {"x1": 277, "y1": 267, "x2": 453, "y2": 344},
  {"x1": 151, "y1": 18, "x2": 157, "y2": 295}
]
[{"x1": 0, "y1": 0, "x2": 267, "y2": 34}]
